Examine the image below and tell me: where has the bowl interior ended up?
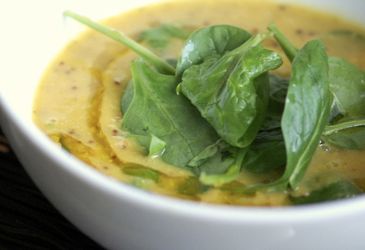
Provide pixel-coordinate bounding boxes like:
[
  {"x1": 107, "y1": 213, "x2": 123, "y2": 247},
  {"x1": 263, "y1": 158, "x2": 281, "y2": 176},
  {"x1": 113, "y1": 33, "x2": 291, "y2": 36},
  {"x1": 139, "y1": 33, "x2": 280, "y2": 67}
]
[{"x1": 1, "y1": 0, "x2": 365, "y2": 217}]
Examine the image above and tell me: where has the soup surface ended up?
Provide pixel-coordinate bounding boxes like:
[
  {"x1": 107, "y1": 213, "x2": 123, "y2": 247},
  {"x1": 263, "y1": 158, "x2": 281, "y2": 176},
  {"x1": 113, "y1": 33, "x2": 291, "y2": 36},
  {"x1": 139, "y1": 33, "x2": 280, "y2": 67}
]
[{"x1": 34, "y1": 0, "x2": 365, "y2": 206}]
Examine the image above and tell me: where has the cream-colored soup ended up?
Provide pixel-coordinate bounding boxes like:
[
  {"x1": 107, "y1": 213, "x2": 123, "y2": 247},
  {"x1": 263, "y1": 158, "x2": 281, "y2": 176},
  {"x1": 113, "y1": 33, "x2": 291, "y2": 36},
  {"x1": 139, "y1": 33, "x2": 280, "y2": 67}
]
[{"x1": 34, "y1": 0, "x2": 365, "y2": 206}]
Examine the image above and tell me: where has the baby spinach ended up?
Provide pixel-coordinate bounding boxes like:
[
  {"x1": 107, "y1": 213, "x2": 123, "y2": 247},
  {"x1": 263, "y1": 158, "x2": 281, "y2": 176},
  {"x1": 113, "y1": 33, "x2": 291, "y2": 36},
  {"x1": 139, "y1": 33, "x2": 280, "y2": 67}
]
[
  {"x1": 139, "y1": 24, "x2": 191, "y2": 50},
  {"x1": 290, "y1": 180, "x2": 361, "y2": 205},
  {"x1": 199, "y1": 148, "x2": 248, "y2": 186},
  {"x1": 176, "y1": 25, "x2": 252, "y2": 76},
  {"x1": 325, "y1": 56, "x2": 365, "y2": 149},
  {"x1": 194, "y1": 150, "x2": 235, "y2": 176},
  {"x1": 180, "y1": 33, "x2": 283, "y2": 148},
  {"x1": 64, "y1": 11, "x2": 175, "y2": 74},
  {"x1": 280, "y1": 40, "x2": 332, "y2": 189},
  {"x1": 328, "y1": 57, "x2": 365, "y2": 117},
  {"x1": 178, "y1": 177, "x2": 209, "y2": 196},
  {"x1": 121, "y1": 81, "x2": 134, "y2": 113},
  {"x1": 268, "y1": 74, "x2": 289, "y2": 115},
  {"x1": 323, "y1": 119, "x2": 365, "y2": 149},
  {"x1": 149, "y1": 135, "x2": 166, "y2": 158},
  {"x1": 270, "y1": 23, "x2": 365, "y2": 152},
  {"x1": 243, "y1": 138, "x2": 286, "y2": 174},
  {"x1": 123, "y1": 164, "x2": 161, "y2": 182},
  {"x1": 187, "y1": 140, "x2": 227, "y2": 168},
  {"x1": 249, "y1": 40, "x2": 332, "y2": 191},
  {"x1": 255, "y1": 75, "x2": 289, "y2": 136},
  {"x1": 122, "y1": 60, "x2": 219, "y2": 168},
  {"x1": 270, "y1": 25, "x2": 365, "y2": 118}
]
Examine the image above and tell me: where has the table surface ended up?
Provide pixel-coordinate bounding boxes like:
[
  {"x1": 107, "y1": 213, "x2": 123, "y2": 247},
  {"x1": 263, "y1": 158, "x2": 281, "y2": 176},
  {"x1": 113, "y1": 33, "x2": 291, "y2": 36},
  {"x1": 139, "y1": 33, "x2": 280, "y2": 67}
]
[{"x1": 0, "y1": 127, "x2": 104, "y2": 249}]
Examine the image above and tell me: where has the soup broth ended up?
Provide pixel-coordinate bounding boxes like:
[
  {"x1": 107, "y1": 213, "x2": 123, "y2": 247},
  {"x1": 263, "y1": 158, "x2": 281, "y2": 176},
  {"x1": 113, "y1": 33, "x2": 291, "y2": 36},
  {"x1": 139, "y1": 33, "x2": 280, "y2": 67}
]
[{"x1": 34, "y1": 0, "x2": 365, "y2": 206}]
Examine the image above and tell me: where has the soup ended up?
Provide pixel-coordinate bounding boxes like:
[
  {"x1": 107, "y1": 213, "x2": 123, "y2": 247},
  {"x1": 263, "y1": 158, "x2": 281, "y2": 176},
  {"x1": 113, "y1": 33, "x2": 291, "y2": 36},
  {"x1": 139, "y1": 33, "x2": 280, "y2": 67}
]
[{"x1": 33, "y1": 0, "x2": 365, "y2": 206}]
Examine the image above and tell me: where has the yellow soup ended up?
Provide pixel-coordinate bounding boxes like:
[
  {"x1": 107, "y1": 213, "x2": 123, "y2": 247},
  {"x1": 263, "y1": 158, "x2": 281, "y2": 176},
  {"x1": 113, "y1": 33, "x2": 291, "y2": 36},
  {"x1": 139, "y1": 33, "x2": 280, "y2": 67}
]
[{"x1": 33, "y1": 0, "x2": 365, "y2": 206}]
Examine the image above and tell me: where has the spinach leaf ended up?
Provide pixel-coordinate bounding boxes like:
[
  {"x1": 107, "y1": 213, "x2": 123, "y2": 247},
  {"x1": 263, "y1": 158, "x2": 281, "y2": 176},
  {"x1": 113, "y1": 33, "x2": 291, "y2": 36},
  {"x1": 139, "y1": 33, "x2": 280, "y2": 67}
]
[
  {"x1": 324, "y1": 127, "x2": 365, "y2": 149},
  {"x1": 269, "y1": 24, "x2": 365, "y2": 152},
  {"x1": 180, "y1": 34, "x2": 283, "y2": 148},
  {"x1": 270, "y1": 24, "x2": 365, "y2": 118},
  {"x1": 328, "y1": 57, "x2": 365, "y2": 117},
  {"x1": 149, "y1": 135, "x2": 166, "y2": 158},
  {"x1": 64, "y1": 11, "x2": 175, "y2": 74},
  {"x1": 280, "y1": 40, "x2": 332, "y2": 189},
  {"x1": 268, "y1": 74, "x2": 289, "y2": 115},
  {"x1": 328, "y1": 102, "x2": 344, "y2": 124},
  {"x1": 243, "y1": 138, "x2": 286, "y2": 174},
  {"x1": 291, "y1": 180, "x2": 361, "y2": 205},
  {"x1": 323, "y1": 119, "x2": 365, "y2": 149},
  {"x1": 256, "y1": 75, "x2": 289, "y2": 134},
  {"x1": 250, "y1": 40, "x2": 332, "y2": 191},
  {"x1": 121, "y1": 81, "x2": 134, "y2": 113},
  {"x1": 176, "y1": 25, "x2": 252, "y2": 76},
  {"x1": 122, "y1": 60, "x2": 219, "y2": 168},
  {"x1": 178, "y1": 177, "x2": 209, "y2": 196},
  {"x1": 123, "y1": 164, "x2": 161, "y2": 182},
  {"x1": 199, "y1": 148, "x2": 248, "y2": 186},
  {"x1": 187, "y1": 140, "x2": 226, "y2": 168},
  {"x1": 139, "y1": 24, "x2": 191, "y2": 49},
  {"x1": 244, "y1": 75, "x2": 287, "y2": 174},
  {"x1": 220, "y1": 181, "x2": 248, "y2": 194}
]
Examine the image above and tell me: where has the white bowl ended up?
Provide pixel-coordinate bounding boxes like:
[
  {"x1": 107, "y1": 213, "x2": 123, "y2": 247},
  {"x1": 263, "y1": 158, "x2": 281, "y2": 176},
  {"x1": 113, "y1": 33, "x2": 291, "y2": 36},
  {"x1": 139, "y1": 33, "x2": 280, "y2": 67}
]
[{"x1": 1, "y1": 0, "x2": 365, "y2": 249}]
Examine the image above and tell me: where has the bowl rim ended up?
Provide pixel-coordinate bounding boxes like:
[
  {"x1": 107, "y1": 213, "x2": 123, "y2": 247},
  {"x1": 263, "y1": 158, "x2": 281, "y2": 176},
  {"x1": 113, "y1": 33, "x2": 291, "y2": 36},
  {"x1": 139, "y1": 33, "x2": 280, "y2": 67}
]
[{"x1": 2, "y1": 95, "x2": 365, "y2": 224}]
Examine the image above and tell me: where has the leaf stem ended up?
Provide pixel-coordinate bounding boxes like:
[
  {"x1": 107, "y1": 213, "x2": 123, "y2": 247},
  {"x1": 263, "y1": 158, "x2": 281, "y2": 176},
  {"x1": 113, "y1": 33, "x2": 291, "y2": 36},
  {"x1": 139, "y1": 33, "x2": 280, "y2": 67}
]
[
  {"x1": 268, "y1": 23, "x2": 298, "y2": 62},
  {"x1": 323, "y1": 119, "x2": 365, "y2": 136},
  {"x1": 64, "y1": 11, "x2": 175, "y2": 75},
  {"x1": 234, "y1": 31, "x2": 272, "y2": 54}
]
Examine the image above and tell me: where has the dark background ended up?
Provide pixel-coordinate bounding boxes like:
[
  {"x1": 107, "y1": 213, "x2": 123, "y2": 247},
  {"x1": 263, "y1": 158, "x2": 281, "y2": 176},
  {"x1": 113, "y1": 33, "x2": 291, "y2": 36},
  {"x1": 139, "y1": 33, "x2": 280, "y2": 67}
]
[{"x1": 0, "y1": 127, "x2": 104, "y2": 250}]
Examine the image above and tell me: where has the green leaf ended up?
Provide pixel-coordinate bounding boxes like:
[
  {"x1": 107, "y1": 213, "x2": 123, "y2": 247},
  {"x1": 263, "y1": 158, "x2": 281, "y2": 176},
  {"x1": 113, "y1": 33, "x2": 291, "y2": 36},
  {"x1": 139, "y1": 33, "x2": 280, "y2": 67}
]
[
  {"x1": 121, "y1": 80, "x2": 134, "y2": 114},
  {"x1": 176, "y1": 25, "x2": 252, "y2": 76},
  {"x1": 267, "y1": 74, "x2": 289, "y2": 116},
  {"x1": 149, "y1": 135, "x2": 166, "y2": 158},
  {"x1": 280, "y1": 40, "x2": 332, "y2": 189},
  {"x1": 250, "y1": 40, "x2": 332, "y2": 191},
  {"x1": 178, "y1": 177, "x2": 209, "y2": 196},
  {"x1": 269, "y1": 24, "x2": 365, "y2": 151},
  {"x1": 199, "y1": 148, "x2": 248, "y2": 187},
  {"x1": 323, "y1": 119, "x2": 365, "y2": 149},
  {"x1": 243, "y1": 75, "x2": 288, "y2": 174},
  {"x1": 180, "y1": 34, "x2": 283, "y2": 148},
  {"x1": 220, "y1": 181, "x2": 248, "y2": 194},
  {"x1": 328, "y1": 102, "x2": 344, "y2": 124},
  {"x1": 256, "y1": 75, "x2": 289, "y2": 134},
  {"x1": 328, "y1": 57, "x2": 365, "y2": 117},
  {"x1": 122, "y1": 60, "x2": 219, "y2": 168},
  {"x1": 139, "y1": 24, "x2": 191, "y2": 49},
  {"x1": 269, "y1": 24, "x2": 365, "y2": 118},
  {"x1": 195, "y1": 149, "x2": 235, "y2": 176},
  {"x1": 187, "y1": 140, "x2": 225, "y2": 168},
  {"x1": 123, "y1": 164, "x2": 160, "y2": 182},
  {"x1": 64, "y1": 11, "x2": 175, "y2": 74},
  {"x1": 244, "y1": 139, "x2": 286, "y2": 174},
  {"x1": 291, "y1": 180, "x2": 361, "y2": 205}
]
